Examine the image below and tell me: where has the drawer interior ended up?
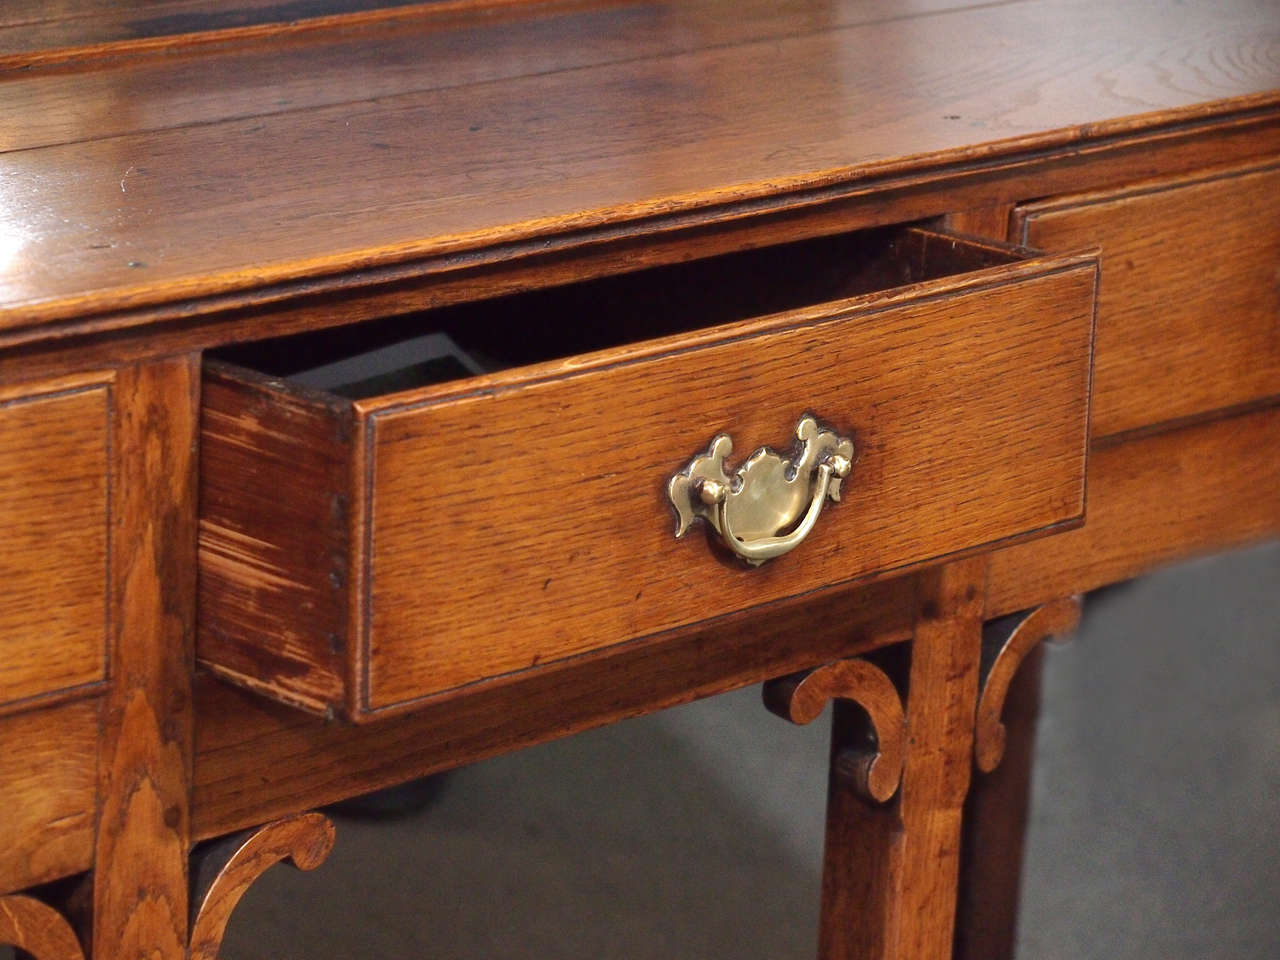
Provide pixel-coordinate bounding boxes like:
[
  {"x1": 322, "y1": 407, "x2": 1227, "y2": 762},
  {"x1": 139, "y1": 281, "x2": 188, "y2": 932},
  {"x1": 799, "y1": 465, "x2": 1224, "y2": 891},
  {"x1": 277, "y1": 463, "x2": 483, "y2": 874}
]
[{"x1": 213, "y1": 225, "x2": 1022, "y2": 396}]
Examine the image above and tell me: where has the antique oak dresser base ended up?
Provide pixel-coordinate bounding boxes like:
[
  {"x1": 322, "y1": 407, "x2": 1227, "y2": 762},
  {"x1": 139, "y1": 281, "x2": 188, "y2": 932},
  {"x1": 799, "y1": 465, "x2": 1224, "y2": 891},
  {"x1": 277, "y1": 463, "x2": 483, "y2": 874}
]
[{"x1": 0, "y1": 1, "x2": 1277, "y2": 958}]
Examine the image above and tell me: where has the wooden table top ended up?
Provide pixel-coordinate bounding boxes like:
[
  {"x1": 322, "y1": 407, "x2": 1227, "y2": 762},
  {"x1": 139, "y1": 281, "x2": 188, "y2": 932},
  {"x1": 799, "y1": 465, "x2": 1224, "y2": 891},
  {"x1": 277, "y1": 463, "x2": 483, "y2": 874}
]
[{"x1": 0, "y1": 0, "x2": 1276, "y2": 336}]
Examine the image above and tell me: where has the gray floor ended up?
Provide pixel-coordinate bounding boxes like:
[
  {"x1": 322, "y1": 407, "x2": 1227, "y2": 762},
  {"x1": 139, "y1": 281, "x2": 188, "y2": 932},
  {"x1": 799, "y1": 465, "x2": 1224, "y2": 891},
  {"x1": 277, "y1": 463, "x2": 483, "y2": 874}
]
[{"x1": 215, "y1": 543, "x2": 1279, "y2": 959}]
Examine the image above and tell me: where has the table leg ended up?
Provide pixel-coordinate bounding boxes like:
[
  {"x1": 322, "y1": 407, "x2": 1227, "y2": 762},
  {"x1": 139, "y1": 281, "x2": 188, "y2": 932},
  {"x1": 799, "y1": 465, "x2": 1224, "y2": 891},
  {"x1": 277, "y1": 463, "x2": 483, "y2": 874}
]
[
  {"x1": 768, "y1": 558, "x2": 987, "y2": 960},
  {"x1": 955, "y1": 643, "x2": 1044, "y2": 960},
  {"x1": 886, "y1": 558, "x2": 987, "y2": 959},
  {"x1": 956, "y1": 596, "x2": 1082, "y2": 960},
  {"x1": 92, "y1": 357, "x2": 199, "y2": 960}
]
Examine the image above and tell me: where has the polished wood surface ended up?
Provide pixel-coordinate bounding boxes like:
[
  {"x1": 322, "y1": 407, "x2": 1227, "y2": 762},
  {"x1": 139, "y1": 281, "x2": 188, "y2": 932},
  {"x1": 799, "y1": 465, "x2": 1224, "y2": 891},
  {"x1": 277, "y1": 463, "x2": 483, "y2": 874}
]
[
  {"x1": 809, "y1": 559, "x2": 987, "y2": 960},
  {"x1": 0, "y1": 701, "x2": 97, "y2": 895},
  {"x1": 890, "y1": 559, "x2": 986, "y2": 958},
  {"x1": 0, "y1": 0, "x2": 1275, "y2": 338},
  {"x1": 91, "y1": 357, "x2": 199, "y2": 960},
  {"x1": 353, "y1": 244, "x2": 1093, "y2": 714},
  {"x1": 189, "y1": 813, "x2": 335, "y2": 960},
  {"x1": 200, "y1": 235, "x2": 1095, "y2": 717},
  {"x1": 973, "y1": 598, "x2": 1081, "y2": 774},
  {"x1": 0, "y1": 0, "x2": 986, "y2": 77},
  {"x1": 193, "y1": 576, "x2": 916, "y2": 839},
  {"x1": 763, "y1": 658, "x2": 907, "y2": 804},
  {"x1": 0, "y1": 374, "x2": 110, "y2": 712},
  {"x1": 956, "y1": 644, "x2": 1045, "y2": 960},
  {"x1": 0, "y1": 1, "x2": 1275, "y2": 955},
  {"x1": 0, "y1": 893, "x2": 87, "y2": 960},
  {"x1": 1015, "y1": 160, "x2": 1280, "y2": 439},
  {"x1": 989, "y1": 404, "x2": 1280, "y2": 617},
  {"x1": 0, "y1": 0, "x2": 459, "y2": 68}
]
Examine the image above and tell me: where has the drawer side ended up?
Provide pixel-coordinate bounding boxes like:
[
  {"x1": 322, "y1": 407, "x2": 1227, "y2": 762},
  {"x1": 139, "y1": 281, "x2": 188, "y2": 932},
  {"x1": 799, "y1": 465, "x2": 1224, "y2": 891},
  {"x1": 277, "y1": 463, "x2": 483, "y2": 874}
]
[{"x1": 198, "y1": 366, "x2": 353, "y2": 717}]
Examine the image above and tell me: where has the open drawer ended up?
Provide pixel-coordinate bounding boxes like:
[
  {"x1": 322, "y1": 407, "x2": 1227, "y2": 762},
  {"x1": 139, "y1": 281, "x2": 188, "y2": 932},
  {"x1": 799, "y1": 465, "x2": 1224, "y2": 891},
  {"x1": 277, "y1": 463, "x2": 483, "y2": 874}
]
[{"x1": 198, "y1": 226, "x2": 1098, "y2": 721}]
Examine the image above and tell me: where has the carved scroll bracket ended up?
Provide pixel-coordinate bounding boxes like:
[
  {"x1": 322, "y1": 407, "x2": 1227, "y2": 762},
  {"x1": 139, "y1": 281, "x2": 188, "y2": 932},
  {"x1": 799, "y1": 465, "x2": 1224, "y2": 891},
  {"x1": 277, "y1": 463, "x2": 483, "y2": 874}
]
[
  {"x1": 763, "y1": 658, "x2": 906, "y2": 803},
  {"x1": 189, "y1": 812, "x2": 336, "y2": 960},
  {"x1": 975, "y1": 596, "x2": 1082, "y2": 773},
  {"x1": 0, "y1": 894, "x2": 86, "y2": 960}
]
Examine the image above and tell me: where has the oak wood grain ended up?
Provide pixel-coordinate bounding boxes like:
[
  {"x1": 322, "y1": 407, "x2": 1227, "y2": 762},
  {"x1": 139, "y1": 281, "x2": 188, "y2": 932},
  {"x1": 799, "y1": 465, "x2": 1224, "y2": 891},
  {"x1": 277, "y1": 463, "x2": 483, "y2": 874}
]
[
  {"x1": 0, "y1": 0, "x2": 463, "y2": 69},
  {"x1": 0, "y1": 0, "x2": 1274, "y2": 338},
  {"x1": 813, "y1": 559, "x2": 986, "y2": 960},
  {"x1": 974, "y1": 599, "x2": 1081, "y2": 774},
  {"x1": 360, "y1": 250, "x2": 1093, "y2": 713},
  {"x1": 0, "y1": 108, "x2": 1274, "y2": 367},
  {"x1": 1015, "y1": 160, "x2": 1280, "y2": 438},
  {"x1": 198, "y1": 235, "x2": 1095, "y2": 718},
  {"x1": 0, "y1": 894, "x2": 86, "y2": 960},
  {"x1": 0, "y1": 374, "x2": 111, "y2": 713},
  {"x1": 0, "y1": 0, "x2": 980, "y2": 150},
  {"x1": 890, "y1": 558, "x2": 986, "y2": 959},
  {"x1": 198, "y1": 370, "x2": 350, "y2": 716},
  {"x1": 193, "y1": 575, "x2": 915, "y2": 839},
  {"x1": 92, "y1": 357, "x2": 199, "y2": 960},
  {"x1": 955, "y1": 644, "x2": 1043, "y2": 960},
  {"x1": 0, "y1": 701, "x2": 97, "y2": 896},
  {"x1": 189, "y1": 813, "x2": 335, "y2": 960},
  {"x1": 763, "y1": 658, "x2": 907, "y2": 804},
  {"x1": 988, "y1": 405, "x2": 1280, "y2": 617}
]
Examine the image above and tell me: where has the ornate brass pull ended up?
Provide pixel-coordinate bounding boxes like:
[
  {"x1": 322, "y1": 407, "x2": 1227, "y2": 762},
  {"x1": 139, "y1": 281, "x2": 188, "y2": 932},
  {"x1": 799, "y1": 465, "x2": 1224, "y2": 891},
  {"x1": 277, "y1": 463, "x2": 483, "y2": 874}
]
[{"x1": 667, "y1": 415, "x2": 853, "y2": 566}]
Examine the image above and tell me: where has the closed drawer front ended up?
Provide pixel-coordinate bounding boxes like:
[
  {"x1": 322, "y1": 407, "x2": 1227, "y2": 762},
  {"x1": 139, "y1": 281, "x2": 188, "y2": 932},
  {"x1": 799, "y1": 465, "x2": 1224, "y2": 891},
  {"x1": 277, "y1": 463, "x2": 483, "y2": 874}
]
[
  {"x1": 1014, "y1": 160, "x2": 1280, "y2": 439},
  {"x1": 0, "y1": 701, "x2": 97, "y2": 893},
  {"x1": 0, "y1": 374, "x2": 111, "y2": 714},
  {"x1": 198, "y1": 227, "x2": 1098, "y2": 720}
]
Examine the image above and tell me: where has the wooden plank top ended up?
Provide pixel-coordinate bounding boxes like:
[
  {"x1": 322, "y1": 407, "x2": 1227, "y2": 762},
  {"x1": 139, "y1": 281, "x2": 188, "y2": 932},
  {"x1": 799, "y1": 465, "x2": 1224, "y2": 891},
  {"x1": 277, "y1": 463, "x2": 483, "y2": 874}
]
[{"x1": 0, "y1": 0, "x2": 1276, "y2": 336}]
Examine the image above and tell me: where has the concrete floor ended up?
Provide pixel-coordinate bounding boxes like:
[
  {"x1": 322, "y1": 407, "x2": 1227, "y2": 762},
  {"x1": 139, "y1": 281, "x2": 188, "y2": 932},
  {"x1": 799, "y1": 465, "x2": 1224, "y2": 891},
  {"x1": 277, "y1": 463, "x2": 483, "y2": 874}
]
[{"x1": 207, "y1": 542, "x2": 1277, "y2": 958}]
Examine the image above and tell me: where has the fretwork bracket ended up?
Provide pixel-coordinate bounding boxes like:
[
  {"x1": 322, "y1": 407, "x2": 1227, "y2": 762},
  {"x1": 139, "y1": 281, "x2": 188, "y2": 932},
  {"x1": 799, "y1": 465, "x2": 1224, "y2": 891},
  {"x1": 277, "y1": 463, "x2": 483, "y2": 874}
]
[
  {"x1": 974, "y1": 596, "x2": 1082, "y2": 773},
  {"x1": 189, "y1": 812, "x2": 336, "y2": 960},
  {"x1": 0, "y1": 893, "x2": 86, "y2": 960},
  {"x1": 763, "y1": 657, "x2": 907, "y2": 803}
]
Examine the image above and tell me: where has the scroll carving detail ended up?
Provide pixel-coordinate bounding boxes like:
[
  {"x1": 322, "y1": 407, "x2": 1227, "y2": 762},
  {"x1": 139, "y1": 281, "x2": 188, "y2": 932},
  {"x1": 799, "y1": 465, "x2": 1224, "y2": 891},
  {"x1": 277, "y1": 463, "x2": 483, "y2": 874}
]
[
  {"x1": 189, "y1": 812, "x2": 336, "y2": 960},
  {"x1": 975, "y1": 596, "x2": 1082, "y2": 773},
  {"x1": 0, "y1": 894, "x2": 86, "y2": 960},
  {"x1": 763, "y1": 657, "x2": 906, "y2": 802}
]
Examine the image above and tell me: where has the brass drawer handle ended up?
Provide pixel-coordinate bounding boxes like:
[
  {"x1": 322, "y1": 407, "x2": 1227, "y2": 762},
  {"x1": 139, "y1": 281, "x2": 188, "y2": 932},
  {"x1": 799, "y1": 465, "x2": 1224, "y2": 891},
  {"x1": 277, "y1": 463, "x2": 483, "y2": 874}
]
[{"x1": 668, "y1": 415, "x2": 853, "y2": 566}]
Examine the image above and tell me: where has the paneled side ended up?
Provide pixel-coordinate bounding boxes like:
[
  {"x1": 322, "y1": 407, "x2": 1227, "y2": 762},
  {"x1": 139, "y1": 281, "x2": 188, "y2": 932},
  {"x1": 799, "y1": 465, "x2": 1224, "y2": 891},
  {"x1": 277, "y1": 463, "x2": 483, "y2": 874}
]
[
  {"x1": 198, "y1": 366, "x2": 352, "y2": 716},
  {"x1": 0, "y1": 700, "x2": 97, "y2": 894},
  {"x1": 1016, "y1": 161, "x2": 1280, "y2": 438},
  {"x1": 0, "y1": 377, "x2": 110, "y2": 712}
]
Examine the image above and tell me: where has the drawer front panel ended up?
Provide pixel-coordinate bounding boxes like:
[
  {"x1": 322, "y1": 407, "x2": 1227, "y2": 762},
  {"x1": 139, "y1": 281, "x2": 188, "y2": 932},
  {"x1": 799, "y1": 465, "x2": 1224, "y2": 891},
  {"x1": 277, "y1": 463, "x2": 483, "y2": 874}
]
[
  {"x1": 0, "y1": 700, "x2": 97, "y2": 893},
  {"x1": 1014, "y1": 161, "x2": 1280, "y2": 438},
  {"x1": 363, "y1": 264, "x2": 1095, "y2": 712},
  {"x1": 0, "y1": 376, "x2": 111, "y2": 712}
]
